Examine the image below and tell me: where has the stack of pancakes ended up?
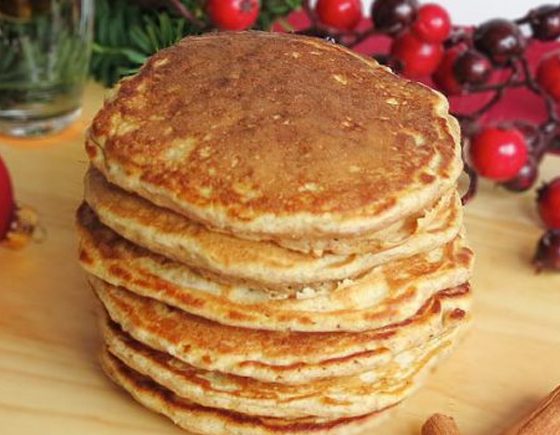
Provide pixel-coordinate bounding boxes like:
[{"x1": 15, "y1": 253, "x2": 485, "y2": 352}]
[{"x1": 77, "y1": 32, "x2": 474, "y2": 434}]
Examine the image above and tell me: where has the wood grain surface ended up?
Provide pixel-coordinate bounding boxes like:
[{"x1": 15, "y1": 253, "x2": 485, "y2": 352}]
[{"x1": 1, "y1": 83, "x2": 560, "y2": 435}]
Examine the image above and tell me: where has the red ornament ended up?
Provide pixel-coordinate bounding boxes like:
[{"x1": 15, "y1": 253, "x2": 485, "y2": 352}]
[
  {"x1": 411, "y1": 3, "x2": 451, "y2": 43},
  {"x1": 0, "y1": 155, "x2": 14, "y2": 240},
  {"x1": 536, "y1": 50, "x2": 560, "y2": 102},
  {"x1": 432, "y1": 46, "x2": 465, "y2": 95},
  {"x1": 316, "y1": 0, "x2": 362, "y2": 31},
  {"x1": 391, "y1": 31, "x2": 443, "y2": 78},
  {"x1": 207, "y1": 0, "x2": 260, "y2": 31},
  {"x1": 538, "y1": 178, "x2": 560, "y2": 229},
  {"x1": 468, "y1": 127, "x2": 528, "y2": 182}
]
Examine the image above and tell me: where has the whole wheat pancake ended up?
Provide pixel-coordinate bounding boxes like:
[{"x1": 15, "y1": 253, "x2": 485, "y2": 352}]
[
  {"x1": 103, "y1": 317, "x2": 460, "y2": 419},
  {"x1": 78, "y1": 204, "x2": 473, "y2": 332},
  {"x1": 84, "y1": 169, "x2": 464, "y2": 294},
  {"x1": 91, "y1": 277, "x2": 471, "y2": 383},
  {"x1": 101, "y1": 351, "x2": 396, "y2": 435},
  {"x1": 87, "y1": 31, "x2": 462, "y2": 240}
]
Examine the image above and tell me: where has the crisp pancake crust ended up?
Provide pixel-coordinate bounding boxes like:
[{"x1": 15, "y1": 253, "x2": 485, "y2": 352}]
[
  {"x1": 100, "y1": 351, "x2": 396, "y2": 435},
  {"x1": 83, "y1": 168, "x2": 464, "y2": 293},
  {"x1": 88, "y1": 31, "x2": 462, "y2": 238},
  {"x1": 91, "y1": 276, "x2": 471, "y2": 383},
  {"x1": 78, "y1": 204, "x2": 473, "y2": 332},
  {"x1": 102, "y1": 317, "x2": 459, "y2": 419}
]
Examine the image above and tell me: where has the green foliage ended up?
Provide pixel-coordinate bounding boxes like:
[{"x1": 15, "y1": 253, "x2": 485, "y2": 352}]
[
  {"x1": 91, "y1": 0, "x2": 301, "y2": 87},
  {"x1": 258, "y1": 0, "x2": 302, "y2": 30},
  {"x1": 91, "y1": 0, "x2": 203, "y2": 87}
]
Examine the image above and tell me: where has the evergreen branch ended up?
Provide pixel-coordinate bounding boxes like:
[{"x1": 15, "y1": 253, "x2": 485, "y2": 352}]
[{"x1": 90, "y1": 0, "x2": 302, "y2": 87}]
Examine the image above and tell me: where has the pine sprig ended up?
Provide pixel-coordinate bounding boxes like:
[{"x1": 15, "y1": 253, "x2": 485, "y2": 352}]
[
  {"x1": 91, "y1": 0, "x2": 203, "y2": 86},
  {"x1": 90, "y1": 0, "x2": 302, "y2": 87}
]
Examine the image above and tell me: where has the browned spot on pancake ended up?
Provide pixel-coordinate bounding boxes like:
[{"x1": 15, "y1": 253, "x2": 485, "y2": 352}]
[
  {"x1": 109, "y1": 265, "x2": 133, "y2": 281},
  {"x1": 419, "y1": 172, "x2": 436, "y2": 184},
  {"x1": 449, "y1": 308, "x2": 465, "y2": 320},
  {"x1": 430, "y1": 300, "x2": 442, "y2": 314},
  {"x1": 227, "y1": 310, "x2": 251, "y2": 321},
  {"x1": 78, "y1": 248, "x2": 93, "y2": 265},
  {"x1": 85, "y1": 138, "x2": 98, "y2": 158}
]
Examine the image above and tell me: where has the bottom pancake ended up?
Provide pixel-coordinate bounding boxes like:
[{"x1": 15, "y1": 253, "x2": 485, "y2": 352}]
[
  {"x1": 102, "y1": 316, "x2": 464, "y2": 419},
  {"x1": 100, "y1": 350, "x2": 396, "y2": 435}
]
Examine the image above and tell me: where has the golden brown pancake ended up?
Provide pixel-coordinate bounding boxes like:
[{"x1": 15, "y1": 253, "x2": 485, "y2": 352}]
[
  {"x1": 87, "y1": 31, "x2": 462, "y2": 240},
  {"x1": 84, "y1": 168, "x2": 464, "y2": 294},
  {"x1": 91, "y1": 276, "x2": 471, "y2": 383},
  {"x1": 78, "y1": 204, "x2": 473, "y2": 332},
  {"x1": 100, "y1": 350, "x2": 396, "y2": 435},
  {"x1": 102, "y1": 317, "x2": 460, "y2": 419}
]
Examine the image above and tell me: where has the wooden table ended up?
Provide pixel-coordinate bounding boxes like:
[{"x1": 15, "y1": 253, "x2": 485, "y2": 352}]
[{"x1": 1, "y1": 82, "x2": 560, "y2": 435}]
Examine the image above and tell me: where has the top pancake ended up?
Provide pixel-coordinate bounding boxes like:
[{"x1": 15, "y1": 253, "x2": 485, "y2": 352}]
[{"x1": 88, "y1": 31, "x2": 462, "y2": 239}]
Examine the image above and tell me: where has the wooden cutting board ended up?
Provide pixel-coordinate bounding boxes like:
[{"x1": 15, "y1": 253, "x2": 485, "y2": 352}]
[{"x1": 1, "y1": 82, "x2": 559, "y2": 435}]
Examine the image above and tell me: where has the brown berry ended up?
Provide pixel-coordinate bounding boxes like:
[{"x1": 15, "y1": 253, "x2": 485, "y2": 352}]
[
  {"x1": 453, "y1": 49, "x2": 492, "y2": 86},
  {"x1": 473, "y1": 19, "x2": 526, "y2": 65},
  {"x1": 529, "y1": 4, "x2": 560, "y2": 41},
  {"x1": 534, "y1": 229, "x2": 560, "y2": 272},
  {"x1": 371, "y1": 0, "x2": 418, "y2": 36}
]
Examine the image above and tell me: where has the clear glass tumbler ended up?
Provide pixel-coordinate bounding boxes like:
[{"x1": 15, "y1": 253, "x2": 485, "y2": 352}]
[{"x1": 0, "y1": 0, "x2": 94, "y2": 137}]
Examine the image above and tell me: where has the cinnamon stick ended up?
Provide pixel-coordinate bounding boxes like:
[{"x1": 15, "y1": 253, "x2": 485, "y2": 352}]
[
  {"x1": 503, "y1": 385, "x2": 560, "y2": 435},
  {"x1": 421, "y1": 413, "x2": 462, "y2": 435}
]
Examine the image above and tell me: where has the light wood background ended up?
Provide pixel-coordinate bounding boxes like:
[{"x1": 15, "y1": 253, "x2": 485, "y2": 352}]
[{"x1": 1, "y1": 83, "x2": 560, "y2": 435}]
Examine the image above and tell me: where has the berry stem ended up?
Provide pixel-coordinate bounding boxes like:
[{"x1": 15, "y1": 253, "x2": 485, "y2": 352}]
[
  {"x1": 518, "y1": 56, "x2": 560, "y2": 128},
  {"x1": 444, "y1": 27, "x2": 472, "y2": 49},
  {"x1": 166, "y1": 0, "x2": 204, "y2": 27},
  {"x1": 453, "y1": 62, "x2": 521, "y2": 122},
  {"x1": 347, "y1": 28, "x2": 380, "y2": 48}
]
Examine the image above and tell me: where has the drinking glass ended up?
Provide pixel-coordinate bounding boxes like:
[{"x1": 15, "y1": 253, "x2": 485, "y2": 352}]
[{"x1": 0, "y1": 0, "x2": 94, "y2": 137}]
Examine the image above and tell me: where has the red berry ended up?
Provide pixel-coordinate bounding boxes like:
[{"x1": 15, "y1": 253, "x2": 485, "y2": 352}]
[
  {"x1": 538, "y1": 178, "x2": 560, "y2": 229},
  {"x1": 537, "y1": 51, "x2": 560, "y2": 102},
  {"x1": 207, "y1": 0, "x2": 260, "y2": 31},
  {"x1": 411, "y1": 3, "x2": 451, "y2": 43},
  {"x1": 391, "y1": 31, "x2": 443, "y2": 78},
  {"x1": 316, "y1": 0, "x2": 362, "y2": 31},
  {"x1": 0, "y1": 155, "x2": 14, "y2": 240},
  {"x1": 432, "y1": 46, "x2": 465, "y2": 95},
  {"x1": 468, "y1": 127, "x2": 528, "y2": 182}
]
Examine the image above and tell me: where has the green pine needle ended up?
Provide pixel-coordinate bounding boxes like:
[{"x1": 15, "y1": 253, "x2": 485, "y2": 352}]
[{"x1": 90, "y1": 0, "x2": 302, "y2": 87}]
